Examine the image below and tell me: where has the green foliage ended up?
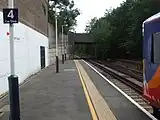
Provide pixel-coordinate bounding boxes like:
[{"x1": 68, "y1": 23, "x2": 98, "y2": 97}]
[
  {"x1": 48, "y1": 0, "x2": 80, "y2": 34},
  {"x1": 82, "y1": 0, "x2": 160, "y2": 60},
  {"x1": 85, "y1": 17, "x2": 98, "y2": 33}
]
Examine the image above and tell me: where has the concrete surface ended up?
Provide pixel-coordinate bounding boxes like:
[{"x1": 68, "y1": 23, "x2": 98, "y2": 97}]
[
  {"x1": 0, "y1": 60, "x2": 92, "y2": 120},
  {"x1": 80, "y1": 60, "x2": 152, "y2": 120}
]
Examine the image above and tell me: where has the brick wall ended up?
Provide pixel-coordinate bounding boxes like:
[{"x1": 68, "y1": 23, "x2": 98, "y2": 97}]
[{"x1": 0, "y1": 0, "x2": 48, "y2": 36}]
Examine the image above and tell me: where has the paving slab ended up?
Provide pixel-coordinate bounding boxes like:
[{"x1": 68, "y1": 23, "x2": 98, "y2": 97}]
[{"x1": 0, "y1": 60, "x2": 92, "y2": 120}]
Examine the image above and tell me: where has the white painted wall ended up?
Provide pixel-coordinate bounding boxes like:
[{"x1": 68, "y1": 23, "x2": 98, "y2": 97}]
[{"x1": 0, "y1": 12, "x2": 49, "y2": 95}]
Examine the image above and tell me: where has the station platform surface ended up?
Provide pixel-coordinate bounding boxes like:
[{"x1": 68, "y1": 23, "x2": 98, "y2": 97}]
[
  {"x1": 0, "y1": 59, "x2": 156, "y2": 120},
  {"x1": 79, "y1": 60, "x2": 153, "y2": 120}
]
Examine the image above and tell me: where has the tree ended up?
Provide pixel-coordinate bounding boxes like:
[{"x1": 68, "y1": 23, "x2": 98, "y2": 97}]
[
  {"x1": 81, "y1": 0, "x2": 160, "y2": 60},
  {"x1": 48, "y1": 0, "x2": 80, "y2": 34},
  {"x1": 85, "y1": 17, "x2": 97, "y2": 33}
]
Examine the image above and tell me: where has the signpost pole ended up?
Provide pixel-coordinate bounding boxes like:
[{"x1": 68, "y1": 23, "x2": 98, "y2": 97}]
[{"x1": 8, "y1": 0, "x2": 20, "y2": 120}]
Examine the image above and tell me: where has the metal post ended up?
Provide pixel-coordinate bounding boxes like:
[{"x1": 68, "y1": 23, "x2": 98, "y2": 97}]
[
  {"x1": 64, "y1": 34, "x2": 66, "y2": 60},
  {"x1": 65, "y1": 34, "x2": 68, "y2": 60},
  {"x1": 55, "y1": 6, "x2": 59, "y2": 73},
  {"x1": 62, "y1": 25, "x2": 64, "y2": 64},
  {"x1": 8, "y1": 0, "x2": 21, "y2": 120},
  {"x1": 66, "y1": 33, "x2": 68, "y2": 60}
]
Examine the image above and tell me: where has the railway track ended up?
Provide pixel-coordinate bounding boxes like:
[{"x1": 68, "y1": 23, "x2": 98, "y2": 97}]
[
  {"x1": 87, "y1": 60, "x2": 153, "y2": 114},
  {"x1": 114, "y1": 59, "x2": 142, "y2": 73},
  {"x1": 98, "y1": 60, "x2": 143, "y2": 82},
  {"x1": 74, "y1": 55, "x2": 143, "y2": 81}
]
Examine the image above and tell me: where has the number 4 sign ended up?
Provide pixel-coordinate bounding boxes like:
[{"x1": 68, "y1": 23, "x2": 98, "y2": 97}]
[{"x1": 3, "y1": 8, "x2": 18, "y2": 24}]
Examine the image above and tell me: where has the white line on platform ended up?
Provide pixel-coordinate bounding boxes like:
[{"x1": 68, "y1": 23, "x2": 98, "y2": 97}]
[{"x1": 82, "y1": 60, "x2": 158, "y2": 120}]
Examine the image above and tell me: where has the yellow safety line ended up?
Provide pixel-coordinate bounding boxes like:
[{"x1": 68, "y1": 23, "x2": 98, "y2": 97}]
[{"x1": 74, "y1": 60, "x2": 98, "y2": 120}]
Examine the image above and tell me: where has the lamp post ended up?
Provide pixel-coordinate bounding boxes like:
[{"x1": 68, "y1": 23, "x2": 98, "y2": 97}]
[
  {"x1": 65, "y1": 33, "x2": 68, "y2": 60},
  {"x1": 64, "y1": 34, "x2": 66, "y2": 60},
  {"x1": 8, "y1": 0, "x2": 21, "y2": 119},
  {"x1": 55, "y1": 6, "x2": 59, "y2": 73},
  {"x1": 61, "y1": 25, "x2": 68, "y2": 62},
  {"x1": 61, "y1": 25, "x2": 64, "y2": 64}
]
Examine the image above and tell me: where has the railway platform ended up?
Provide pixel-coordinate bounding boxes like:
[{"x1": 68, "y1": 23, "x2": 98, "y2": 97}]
[{"x1": 0, "y1": 59, "x2": 157, "y2": 120}]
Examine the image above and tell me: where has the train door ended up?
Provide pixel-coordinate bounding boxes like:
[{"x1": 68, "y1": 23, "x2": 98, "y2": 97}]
[{"x1": 40, "y1": 46, "x2": 46, "y2": 69}]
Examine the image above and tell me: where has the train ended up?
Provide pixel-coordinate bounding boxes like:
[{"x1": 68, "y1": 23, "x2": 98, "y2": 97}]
[{"x1": 143, "y1": 12, "x2": 160, "y2": 118}]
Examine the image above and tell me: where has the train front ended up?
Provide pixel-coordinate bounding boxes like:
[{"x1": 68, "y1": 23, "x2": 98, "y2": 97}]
[{"x1": 143, "y1": 12, "x2": 160, "y2": 117}]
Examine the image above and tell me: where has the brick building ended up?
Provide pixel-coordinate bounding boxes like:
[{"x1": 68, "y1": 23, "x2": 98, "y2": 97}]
[
  {"x1": 0, "y1": 0, "x2": 50, "y2": 95},
  {"x1": 0, "y1": 0, "x2": 48, "y2": 36}
]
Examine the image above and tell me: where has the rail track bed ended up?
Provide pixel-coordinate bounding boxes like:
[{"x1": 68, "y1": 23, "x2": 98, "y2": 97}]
[
  {"x1": 74, "y1": 55, "x2": 143, "y2": 81},
  {"x1": 87, "y1": 60, "x2": 153, "y2": 114},
  {"x1": 98, "y1": 60, "x2": 143, "y2": 82}
]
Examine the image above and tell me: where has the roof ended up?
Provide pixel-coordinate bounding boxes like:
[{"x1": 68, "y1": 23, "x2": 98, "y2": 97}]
[{"x1": 143, "y1": 12, "x2": 160, "y2": 24}]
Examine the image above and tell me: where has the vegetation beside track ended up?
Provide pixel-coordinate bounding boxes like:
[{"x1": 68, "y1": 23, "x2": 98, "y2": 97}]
[{"x1": 75, "y1": 0, "x2": 160, "y2": 60}]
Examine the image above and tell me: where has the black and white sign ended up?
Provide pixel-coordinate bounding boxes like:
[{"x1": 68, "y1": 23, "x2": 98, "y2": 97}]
[{"x1": 3, "y1": 8, "x2": 18, "y2": 24}]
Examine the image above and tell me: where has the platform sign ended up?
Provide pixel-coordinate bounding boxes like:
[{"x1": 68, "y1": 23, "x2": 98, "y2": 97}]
[{"x1": 3, "y1": 8, "x2": 18, "y2": 24}]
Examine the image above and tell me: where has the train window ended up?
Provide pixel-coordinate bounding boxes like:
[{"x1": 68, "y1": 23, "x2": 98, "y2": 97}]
[{"x1": 152, "y1": 32, "x2": 160, "y2": 63}]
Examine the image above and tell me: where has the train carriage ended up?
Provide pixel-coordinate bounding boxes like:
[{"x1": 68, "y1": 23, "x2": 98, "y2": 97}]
[{"x1": 143, "y1": 12, "x2": 160, "y2": 118}]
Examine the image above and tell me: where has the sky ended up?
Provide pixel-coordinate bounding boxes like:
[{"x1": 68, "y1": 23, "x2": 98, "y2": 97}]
[{"x1": 74, "y1": 0, "x2": 125, "y2": 33}]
